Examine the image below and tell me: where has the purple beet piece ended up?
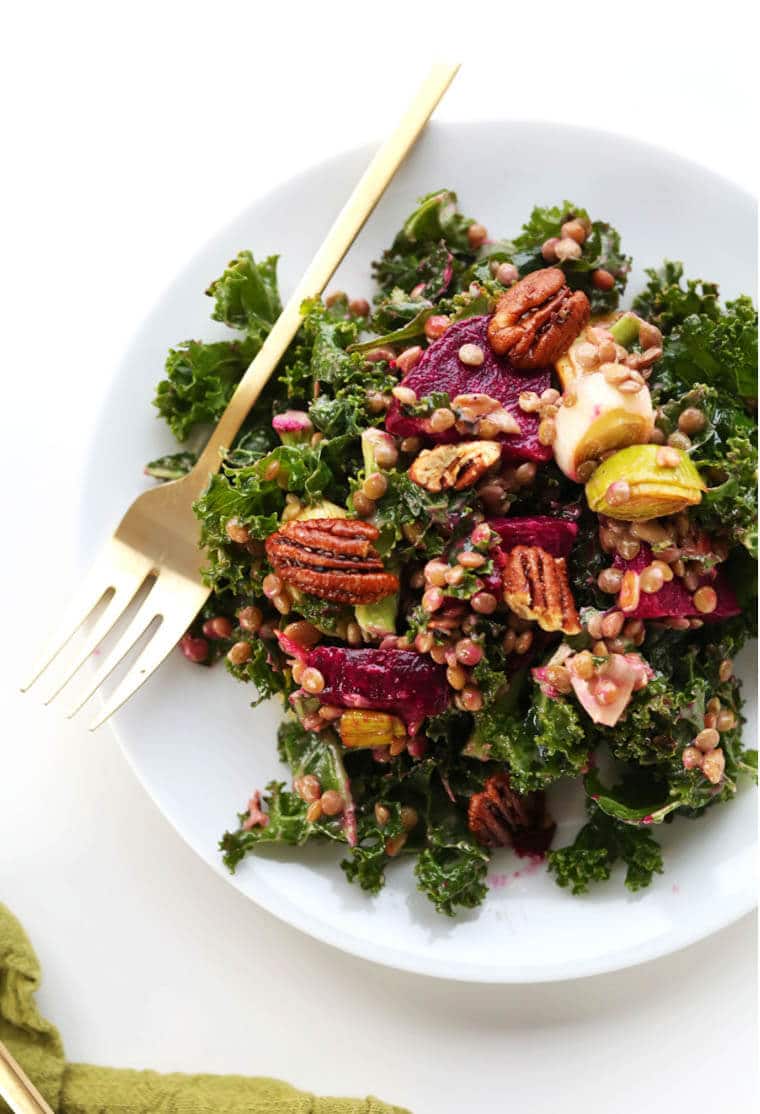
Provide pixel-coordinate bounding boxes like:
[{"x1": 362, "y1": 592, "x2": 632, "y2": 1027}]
[
  {"x1": 385, "y1": 315, "x2": 553, "y2": 463},
  {"x1": 612, "y1": 545, "x2": 740, "y2": 620},
  {"x1": 489, "y1": 516, "x2": 578, "y2": 558},
  {"x1": 306, "y1": 648, "x2": 449, "y2": 730}
]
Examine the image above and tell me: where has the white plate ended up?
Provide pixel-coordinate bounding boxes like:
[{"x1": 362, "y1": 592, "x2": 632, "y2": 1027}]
[{"x1": 80, "y1": 122, "x2": 757, "y2": 982}]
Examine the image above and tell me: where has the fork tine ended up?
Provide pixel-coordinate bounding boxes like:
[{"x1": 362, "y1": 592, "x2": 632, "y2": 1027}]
[
  {"x1": 65, "y1": 586, "x2": 165, "y2": 718},
  {"x1": 21, "y1": 578, "x2": 112, "y2": 692},
  {"x1": 21, "y1": 558, "x2": 126, "y2": 692},
  {"x1": 42, "y1": 580, "x2": 147, "y2": 705},
  {"x1": 87, "y1": 613, "x2": 190, "y2": 731},
  {"x1": 21, "y1": 539, "x2": 155, "y2": 693}
]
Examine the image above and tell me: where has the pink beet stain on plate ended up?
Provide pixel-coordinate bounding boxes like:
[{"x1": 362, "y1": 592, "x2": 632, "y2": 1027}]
[
  {"x1": 488, "y1": 854, "x2": 545, "y2": 889},
  {"x1": 385, "y1": 315, "x2": 553, "y2": 463}
]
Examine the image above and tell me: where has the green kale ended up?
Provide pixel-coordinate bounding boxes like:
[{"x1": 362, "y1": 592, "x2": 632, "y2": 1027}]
[
  {"x1": 548, "y1": 803, "x2": 664, "y2": 895},
  {"x1": 226, "y1": 636, "x2": 289, "y2": 706},
  {"x1": 351, "y1": 303, "x2": 436, "y2": 352},
  {"x1": 369, "y1": 470, "x2": 456, "y2": 558},
  {"x1": 696, "y1": 434, "x2": 758, "y2": 558},
  {"x1": 144, "y1": 450, "x2": 197, "y2": 481},
  {"x1": 510, "y1": 202, "x2": 630, "y2": 313},
  {"x1": 654, "y1": 295, "x2": 758, "y2": 403},
  {"x1": 225, "y1": 426, "x2": 277, "y2": 466},
  {"x1": 194, "y1": 438, "x2": 354, "y2": 596},
  {"x1": 219, "y1": 721, "x2": 358, "y2": 872},
  {"x1": 206, "y1": 251, "x2": 281, "y2": 340},
  {"x1": 584, "y1": 766, "x2": 684, "y2": 825},
  {"x1": 632, "y1": 260, "x2": 720, "y2": 334},
  {"x1": 414, "y1": 783, "x2": 490, "y2": 916},
  {"x1": 415, "y1": 838, "x2": 490, "y2": 916},
  {"x1": 367, "y1": 288, "x2": 433, "y2": 334},
  {"x1": 220, "y1": 782, "x2": 310, "y2": 869},
  {"x1": 153, "y1": 336, "x2": 256, "y2": 441},
  {"x1": 153, "y1": 250, "x2": 283, "y2": 442},
  {"x1": 568, "y1": 507, "x2": 609, "y2": 610},
  {"x1": 292, "y1": 593, "x2": 352, "y2": 637},
  {"x1": 595, "y1": 670, "x2": 707, "y2": 770},
  {"x1": 373, "y1": 189, "x2": 475, "y2": 296},
  {"x1": 302, "y1": 298, "x2": 363, "y2": 385},
  {"x1": 653, "y1": 378, "x2": 757, "y2": 559},
  {"x1": 291, "y1": 300, "x2": 396, "y2": 436},
  {"x1": 341, "y1": 804, "x2": 405, "y2": 896},
  {"x1": 465, "y1": 680, "x2": 590, "y2": 792},
  {"x1": 277, "y1": 719, "x2": 353, "y2": 799}
]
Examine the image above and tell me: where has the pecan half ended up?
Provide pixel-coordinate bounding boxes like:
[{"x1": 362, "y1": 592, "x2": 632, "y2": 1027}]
[
  {"x1": 487, "y1": 267, "x2": 590, "y2": 369},
  {"x1": 503, "y1": 545, "x2": 581, "y2": 634},
  {"x1": 265, "y1": 518, "x2": 398, "y2": 605},
  {"x1": 467, "y1": 772, "x2": 555, "y2": 851},
  {"x1": 408, "y1": 441, "x2": 501, "y2": 493}
]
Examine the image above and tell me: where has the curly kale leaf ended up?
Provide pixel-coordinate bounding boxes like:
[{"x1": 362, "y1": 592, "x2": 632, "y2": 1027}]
[
  {"x1": 220, "y1": 783, "x2": 310, "y2": 870},
  {"x1": 372, "y1": 189, "x2": 476, "y2": 296},
  {"x1": 366, "y1": 288, "x2": 434, "y2": 335},
  {"x1": 292, "y1": 593, "x2": 352, "y2": 637},
  {"x1": 654, "y1": 382, "x2": 757, "y2": 559},
  {"x1": 548, "y1": 803, "x2": 664, "y2": 895},
  {"x1": 465, "y1": 680, "x2": 590, "y2": 792},
  {"x1": 301, "y1": 298, "x2": 362, "y2": 384},
  {"x1": 655, "y1": 295, "x2": 758, "y2": 403},
  {"x1": 153, "y1": 336, "x2": 256, "y2": 441},
  {"x1": 583, "y1": 766, "x2": 684, "y2": 825},
  {"x1": 194, "y1": 438, "x2": 354, "y2": 595},
  {"x1": 370, "y1": 470, "x2": 457, "y2": 558},
  {"x1": 206, "y1": 251, "x2": 281, "y2": 339},
  {"x1": 153, "y1": 250, "x2": 282, "y2": 442},
  {"x1": 277, "y1": 720, "x2": 353, "y2": 796},
  {"x1": 341, "y1": 804, "x2": 405, "y2": 896},
  {"x1": 595, "y1": 670, "x2": 708, "y2": 770},
  {"x1": 697, "y1": 435, "x2": 758, "y2": 558},
  {"x1": 290, "y1": 300, "x2": 395, "y2": 436},
  {"x1": 415, "y1": 838, "x2": 490, "y2": 917},
  {"x1": 144, "y1": 450, "x2": 197, "y2": 481},
  {"x1": 226, "y1": 636, "x2": 289, "y2": 706},
  {"x1": 351, "y1": 302, "x2": 436, "y2": 352},
  {"x1": 414, "y1": 783, "x2": 490, "y2": 916},
  {"x1": 219, "y1": 722, "x2": 357, "y2": 872},
  {"x1": 632, "y1": 260, "x2": 720, "y2": 334},
  {"x1": 510, "y1": 202, "x2": 630, "y2": 313}
]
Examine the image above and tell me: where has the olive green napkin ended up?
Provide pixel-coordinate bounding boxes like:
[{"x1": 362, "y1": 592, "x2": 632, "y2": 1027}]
[{"x1": 0, "y1": 904, "x2": 409, "y2": 1114}]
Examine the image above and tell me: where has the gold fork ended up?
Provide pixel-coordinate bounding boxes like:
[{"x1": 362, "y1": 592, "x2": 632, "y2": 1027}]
[
  {"x1": 21, "y1": 65, "x2": 459, "y2": 730},
  {"x1": 0, "y1": 1039, "x2": 55, "y2": 1114}
]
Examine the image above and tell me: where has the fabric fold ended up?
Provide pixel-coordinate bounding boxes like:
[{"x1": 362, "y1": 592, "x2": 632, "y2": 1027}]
[{"x1": 0, "y1": 904, "x2": 409, "y2": 1114}]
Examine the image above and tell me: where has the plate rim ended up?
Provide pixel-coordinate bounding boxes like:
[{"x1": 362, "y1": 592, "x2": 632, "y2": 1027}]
[{"x1": 79, "y1": 118, "x2": 758, "y2": 982}]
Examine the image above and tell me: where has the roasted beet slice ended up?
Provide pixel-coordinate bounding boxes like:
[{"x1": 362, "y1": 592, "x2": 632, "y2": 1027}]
[
  {"x1": 306, "y1": 648, "x2": 449, "y2": 730},
  {"x1": 612, "y1": 545, "x2": 740, "y2": 620},
  {"x1": 385, "y1": 316, "x2": 552, "y2": 462},
  {"x1": 489, "y1": 516, "x2": 578, "y2": 558}
]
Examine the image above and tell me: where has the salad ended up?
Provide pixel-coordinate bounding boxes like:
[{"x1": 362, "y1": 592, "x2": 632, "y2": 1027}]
[{"x1": 147, "y1": 191, "x2": 757, "y2": 916}]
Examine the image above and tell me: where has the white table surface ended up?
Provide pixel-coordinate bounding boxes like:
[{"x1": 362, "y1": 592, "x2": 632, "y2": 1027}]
[{"x1": 2, "y1": 9, "x2": 757, "y2": 1113}]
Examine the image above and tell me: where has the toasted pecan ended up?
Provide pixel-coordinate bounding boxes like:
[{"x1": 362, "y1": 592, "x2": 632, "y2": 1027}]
[
  {"x1": 408, "y1": 441, "x2": 501, "y2": 493},
  {"x1": 265, "y1": 518, "x2": 398, "y2": 605},
  {"x1": 467, "y1": 772, "x2": 553, "y2": 850},
  {"x1": 487, "y1": 267, "x2": 590, "y2": 369},
  {"x1": 503, "y1": 545, "x2": 581, "y2": 634}
]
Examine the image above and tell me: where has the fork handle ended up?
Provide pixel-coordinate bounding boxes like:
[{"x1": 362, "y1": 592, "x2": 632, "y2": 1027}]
[
  {"x1": 191, "y1": 64, "x2": 459, "y2": 484},
  {"x1": 0, "y1": 1040, "x2": 55, "y2": 1114}
]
